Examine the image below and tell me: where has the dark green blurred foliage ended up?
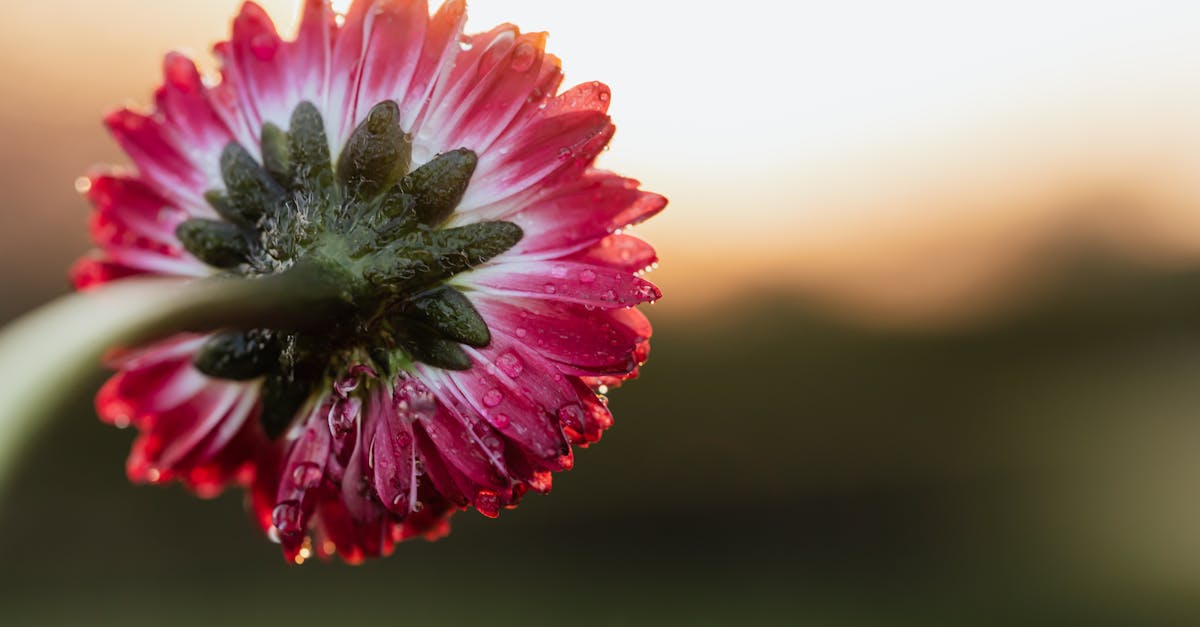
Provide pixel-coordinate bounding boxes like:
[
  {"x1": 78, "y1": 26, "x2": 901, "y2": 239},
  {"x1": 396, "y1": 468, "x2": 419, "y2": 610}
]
[{"x1": 7, "y1": 264, "x2": 1200, "y2": 625}]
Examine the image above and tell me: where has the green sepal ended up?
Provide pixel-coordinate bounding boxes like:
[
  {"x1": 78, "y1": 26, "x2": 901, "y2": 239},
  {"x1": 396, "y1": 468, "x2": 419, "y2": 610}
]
[
  {"x1": 363, "y1": 221, "x2": 523, "y2": 290},
  {"x1": 336, "y1": 100, "x2": 412, "y2": 201},
  {"x1": 202, "y1": 190, "x2": 249, "y2": 225},
  {"x1": 259, "y1": 371, "x2": 313, "y2": 440},
  {"x1": 402, "y1": 148, "x2": 477, "y2": 226},
  {"x1": 405, "y1": 286, "x2": 490, "y2": 347},
  {"x1": 192, "y1": 329, "x2": 280, "y2": 380},
  {"x1": 260, "y1": 122, "x2": 291, "y2": 186},
  {"x1": 428, "y1": 221, "x2": 524, "y2": 270},
  {"x1": 220, "y1": 143, "x2": 285, "y2": 222},
  {"x1": 175, "y1": 218, "x2": 253, "y2": 268},
  {"x1": 287, "y1": 101, "x2": 334, "y2": 194},
  {"x1": 404, "y1": 333, "x2": 472, "y2": 371}
]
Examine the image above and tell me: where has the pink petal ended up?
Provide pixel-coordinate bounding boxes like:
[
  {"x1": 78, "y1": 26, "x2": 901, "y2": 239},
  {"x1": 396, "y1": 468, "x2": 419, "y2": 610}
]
[
  {"x1": 368, "y1": 382, "x2": 420, "y2": 515},
  {"x1": 410, "y1": 368, "x2": 511, "y2": 487},
  {"x1": 472, "y1": 295, "x2": 645, "y2": 375},
  {"x1": 562, "y1": 234, "x2": 659, "y2": 274},
  {"x1": 351, "y1": 0, "x2": 429, "y2": 127},
  {"x1": 429, "y1": 348, "x2": 571, "y2": 466},
  {"x1": 457, "y1": 112, "x2": 613, "y2": 213},
  {"x1": 465, "y1": 260, "x2": 660, "y2": 309},
  {"x1": 567, "y1": 378, "x2": 614, "y2": 446},
  {"x1": 69, "y1": 256, "x2": 147, "y2": 290},
  {"x1": 124, "y1": 377, "x2": 257, "y2": 492},
  {"x1": 84, "y1": 174, "x2": 210, "y2": 278},
  {"x1": 401, "y1": 0, "x2": 468, "y2": 159},
  {"x1": 104, "y1": 109, "x2": 211, "y2": 214},
  {"x1": 324, "y1": 0, "x2": 375, "y2": 151},
  {"x1": 290, "y1": 0, "x2": 336, "y2": 106},
  {"x1": 502, "y1": 172, "x2": 666, "y2": 254},
  {"x1": 223, "y1": 2, "x2": 293, "y2": 132},
  {"x1": 420, "y1": 27, "x2": 549, "y2": 154},
  {"x1": 155, "y1": 53, "x2": 235, "y2": 183},
  {"x1": 274, "y1": 401, "x2": 333, "y2": 542},
  {"x1": 470, "y1": 330, "x2": 588, "y2": 450}
]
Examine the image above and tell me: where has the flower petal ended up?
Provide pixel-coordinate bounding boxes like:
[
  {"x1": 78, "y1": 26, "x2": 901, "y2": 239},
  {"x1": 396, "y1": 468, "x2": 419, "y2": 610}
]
[
  {"x1": 456, "y1": 85, "x2": 615, "y2": 212},
  {"x1": 562, "y1": 234, "x2": 659, "y2": 274},
  {"x1": 464, "y1": 260, "x2": 660, "y2": 309},
  {"x1": 472, "y1": 295, "x2": 646, "y2": 375},
  {"x1": 368, "y1": 382, "x2": 420, "y2": 515},
  {"x1": 223, "y1": 2, "x2": 293, "y2": 132},
  {"x1": 419, "y1": 27, "x2": 549, "y2": 155}
]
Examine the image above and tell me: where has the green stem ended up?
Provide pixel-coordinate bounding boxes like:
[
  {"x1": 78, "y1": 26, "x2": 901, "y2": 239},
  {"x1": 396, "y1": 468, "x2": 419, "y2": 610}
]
[{"x1": 0, "y1": 264, "x2": 346, "y2": 503}]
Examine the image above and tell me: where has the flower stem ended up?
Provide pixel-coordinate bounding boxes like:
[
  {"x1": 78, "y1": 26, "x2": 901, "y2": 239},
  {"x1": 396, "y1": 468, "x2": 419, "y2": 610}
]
[{"x1": 0, "y1": 264, "x2": 347, "y2": 502}]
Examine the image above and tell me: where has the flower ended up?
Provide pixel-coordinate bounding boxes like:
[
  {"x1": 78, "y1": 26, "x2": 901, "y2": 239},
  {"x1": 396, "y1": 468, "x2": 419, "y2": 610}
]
[{"x1": 73, "y1": 0, "x2": 664, "y2": 563}]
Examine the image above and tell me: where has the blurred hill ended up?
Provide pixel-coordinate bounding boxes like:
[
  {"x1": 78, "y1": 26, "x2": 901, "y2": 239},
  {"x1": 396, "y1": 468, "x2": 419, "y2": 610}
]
[{"x1": 7, "y1": 260, "x2": 1200, "y2": 625}]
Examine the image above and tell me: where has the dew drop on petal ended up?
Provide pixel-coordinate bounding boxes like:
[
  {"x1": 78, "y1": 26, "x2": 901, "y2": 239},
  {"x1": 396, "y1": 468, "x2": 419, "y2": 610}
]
[
  {"x1": 543, "y1": 283, "x2": 557, "y2": 294},
  {"x1": 496, "y1": 352, "x2": 524, "y2": 378},
  {"x1": 510, "y1": 42, "x2": 536, "y2": 72},
  {"x1": 483, "y1": 389, "x2": 504, "y2": 407},
  {"x1": 579, "y1": 269, "x2": 597, "y2": 284},
  {"x1": 272, "y1": 500, "x2": 302, "y2": 535},
  {"x1": 557, "y1": 404, "x2": 584, "y2": 426},
  {"x1": 475, "y1": 490, "x2": 501, "y2": 518},
  {"x1": 515, "y1": 327, "x2": 528, "y2": 338},
  {"x1": 291, "y1": 462, "x2": 323, "y2": 489},
  {"x1": 551, "y1": 264, "x2": 568, "y2": 279},
  {"x1": 492, "y1": 413, "x2": 511, "y2": 429}
]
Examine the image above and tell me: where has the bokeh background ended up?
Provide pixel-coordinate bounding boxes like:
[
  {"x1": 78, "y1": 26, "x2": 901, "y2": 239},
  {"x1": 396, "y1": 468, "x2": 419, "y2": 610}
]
[{"x1": 4, "y1": 0, "x2": 1200, "y2": 624}]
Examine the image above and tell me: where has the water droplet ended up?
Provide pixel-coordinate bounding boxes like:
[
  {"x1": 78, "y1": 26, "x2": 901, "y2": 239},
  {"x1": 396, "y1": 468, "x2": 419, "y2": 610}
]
[
  {"x1": 579, "y1": 269, "x2": 597, "y2": 284},
  {"x1": 510, "y1": 42, "x2": 537, "y2": 72},
  {"x1": 557, "y1": 404, "x2": 584, "y2": 427},
  {"x1": 515, "y1": 327, "x2": 528, "y2": 338},
  {"x1": 475, "y1": 490, "x2": 501, "y2": 518},
  {"x1": 74, "y1": 177, "x2": 92, "y2": 194},
  {"x1": 250, "y1": 33, "x2": 280, "y2": 61},
  {"x1": 551, "y1": 264, "x2": 568, "y2": 279},
  {"x1": 483, "y1": 389, "x2": 504, "y2": 407},
  {"x1": 597, "y1": 384, "x2": 610, "y2": 395},
  {"x1": 396, "y1": 432, "x2": 412, "y2": 447},
  {"x1": 493, "y1": 413, "x2": 511, "y2": 429},
  {"x1": 291, "y1": 462, "x2": 323, "y2": 489},
  {"x1": 496, "y1": 352, "x2": 524, "y2": 378},
  {"x1": 557, "y1": 147, "x2": 573, "y2": 160},
  {"x1": 542, "y1": 283, "x2": 558, "y2": 294},
  {"x1": 272, "y1": 500, "x2": 302, "y2": 534}
]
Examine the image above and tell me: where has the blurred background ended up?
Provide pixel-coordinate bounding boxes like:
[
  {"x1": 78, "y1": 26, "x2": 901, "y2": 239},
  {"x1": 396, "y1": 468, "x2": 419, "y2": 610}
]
[{"x1": 4, "y1": 0, "x2": 1200, "y2": 624}]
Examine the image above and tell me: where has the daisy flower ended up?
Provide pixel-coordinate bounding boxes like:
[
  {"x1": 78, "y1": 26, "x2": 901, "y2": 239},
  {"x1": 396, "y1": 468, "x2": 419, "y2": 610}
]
[{"x1": 72, "y1": 0, "x2": 664, "y2": 563}]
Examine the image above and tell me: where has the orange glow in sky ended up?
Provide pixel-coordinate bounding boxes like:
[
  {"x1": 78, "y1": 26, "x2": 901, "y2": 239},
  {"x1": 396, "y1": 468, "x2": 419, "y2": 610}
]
[{"x1": 2, "y1": 1, "x2": 1200, "y2": 322}]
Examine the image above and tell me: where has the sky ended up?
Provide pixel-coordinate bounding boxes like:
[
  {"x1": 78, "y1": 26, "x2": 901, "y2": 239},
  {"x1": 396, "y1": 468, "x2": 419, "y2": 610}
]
[{"x1": 1, "y1": 0, "x2": 1199, "y2": 323}]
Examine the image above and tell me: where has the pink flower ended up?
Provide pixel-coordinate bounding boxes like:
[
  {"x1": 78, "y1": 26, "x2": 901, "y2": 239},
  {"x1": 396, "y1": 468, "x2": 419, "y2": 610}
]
[{"x1": 74, "y1": 0, "x2": 664, "y2": 563}]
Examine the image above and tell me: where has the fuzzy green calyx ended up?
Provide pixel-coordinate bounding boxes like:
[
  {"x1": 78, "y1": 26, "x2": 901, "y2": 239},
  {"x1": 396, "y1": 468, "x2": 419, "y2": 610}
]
[{"x1": 188, "y1": 100, "x2": 521, "y2": 438}]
